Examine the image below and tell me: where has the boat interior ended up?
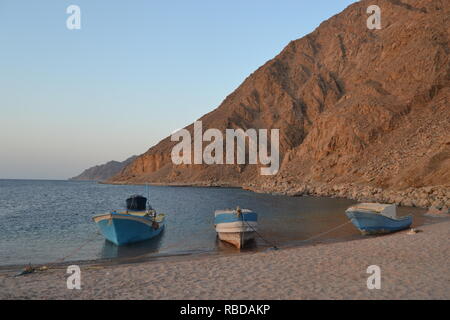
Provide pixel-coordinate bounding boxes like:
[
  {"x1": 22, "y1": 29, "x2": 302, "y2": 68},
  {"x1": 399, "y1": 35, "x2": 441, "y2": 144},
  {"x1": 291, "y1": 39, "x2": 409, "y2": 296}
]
[
  {"x1": 347, "y1": 203, "x2": 397, "y2": 219},
  {"x1": 117, "y1": 211, "x2": 165, "y2": 222}
]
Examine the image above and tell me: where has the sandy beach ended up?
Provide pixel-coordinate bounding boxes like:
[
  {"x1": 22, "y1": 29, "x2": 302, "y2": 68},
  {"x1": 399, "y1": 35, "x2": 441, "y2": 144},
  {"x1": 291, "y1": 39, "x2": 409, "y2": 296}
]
[{"x1": 1, "y1": 219, "x2": 449, "y2": 300}]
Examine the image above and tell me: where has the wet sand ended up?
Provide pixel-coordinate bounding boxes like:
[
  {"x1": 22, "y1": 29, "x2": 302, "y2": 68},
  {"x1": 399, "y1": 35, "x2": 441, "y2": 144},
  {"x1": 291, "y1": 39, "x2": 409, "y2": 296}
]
[{"x1": 1, "y1": 220, "x2": 449, "y2": 300}]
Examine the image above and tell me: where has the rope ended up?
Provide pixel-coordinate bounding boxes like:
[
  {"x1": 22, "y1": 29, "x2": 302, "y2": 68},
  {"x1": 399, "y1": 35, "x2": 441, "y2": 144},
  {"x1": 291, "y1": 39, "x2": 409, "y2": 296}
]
[
  {"x1": 46, "y1": 231, "x2": 101, "y2": 269},
  {"x1": 241, "y1": 214, "x2": 352, "y2": 250},
  {"x1": 241, "y1": 214, "x2": 279, "y2": 250},
  {"x1": 146, "y1": 184, "x2": 150, "y2": 210},
  {"x1": 13, "y1": 231, "x2": 101, "y2": 277},
  {"x1": 300, "y1": 220, "x2": 352, "y2": 243}
]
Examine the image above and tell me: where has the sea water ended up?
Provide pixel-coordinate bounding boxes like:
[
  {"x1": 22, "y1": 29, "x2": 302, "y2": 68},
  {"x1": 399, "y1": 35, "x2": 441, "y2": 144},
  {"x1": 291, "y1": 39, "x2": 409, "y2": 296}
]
[{"x1": 0, "y1": 179, "x2": 429, "y2": 266}]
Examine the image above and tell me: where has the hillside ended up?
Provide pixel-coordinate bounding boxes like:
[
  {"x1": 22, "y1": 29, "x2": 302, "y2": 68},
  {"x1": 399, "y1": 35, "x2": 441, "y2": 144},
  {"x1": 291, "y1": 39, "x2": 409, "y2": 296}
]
[
  {"x1": 70, "y1": 156, "x2": 137, "y2": 181},
  {"x1": 109, "y1": 0, "x2": 449, "y2": 208}
]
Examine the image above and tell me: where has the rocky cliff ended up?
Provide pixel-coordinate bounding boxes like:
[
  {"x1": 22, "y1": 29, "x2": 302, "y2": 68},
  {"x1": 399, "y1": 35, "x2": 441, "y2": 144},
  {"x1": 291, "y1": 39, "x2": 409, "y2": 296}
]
[
  {"x1": 109, "y1": 0, "x2": 449, "y2": 208},
  {"x1": 70, "y1": 156, "x2": 137, "y2": 181}
]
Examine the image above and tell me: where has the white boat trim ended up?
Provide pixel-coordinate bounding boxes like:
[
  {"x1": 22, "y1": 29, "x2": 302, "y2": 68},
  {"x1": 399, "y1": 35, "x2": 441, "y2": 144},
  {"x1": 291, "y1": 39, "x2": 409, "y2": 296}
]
[
  {"x1": 215, "y1": 220, "x2": 257, "y2": 233},
  {"x1": 346, "y1": 203, "x2": 398, "y2": 219},
  {"x1": 214, "y1": 208, "x2": 253, "y2": 216}
]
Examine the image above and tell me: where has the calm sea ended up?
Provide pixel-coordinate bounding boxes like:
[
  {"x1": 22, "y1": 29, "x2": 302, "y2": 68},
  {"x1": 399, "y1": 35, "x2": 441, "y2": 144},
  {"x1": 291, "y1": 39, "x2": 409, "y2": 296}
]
[{"x1": 0, "y1": 179, "x2": 429, "y2": 267}]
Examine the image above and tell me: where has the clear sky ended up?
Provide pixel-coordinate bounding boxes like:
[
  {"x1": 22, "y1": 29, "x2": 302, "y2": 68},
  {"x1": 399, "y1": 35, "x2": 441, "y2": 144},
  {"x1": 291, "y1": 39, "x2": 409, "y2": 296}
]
[{"x1": 0, "y1": 0, "x2": 357, "y2": 179}]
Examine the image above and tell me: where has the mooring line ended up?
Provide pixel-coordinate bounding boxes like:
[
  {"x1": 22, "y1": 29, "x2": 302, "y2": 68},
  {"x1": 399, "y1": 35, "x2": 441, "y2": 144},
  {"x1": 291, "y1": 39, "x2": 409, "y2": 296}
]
[
  {"x1": 13, "y1": 231, "x2": 101, "y2": 277},
  {"x1": 47, "y1": 231, "x2": 101, "y2": 269},
  {"x1": 241, "y1": 215, "x2": 279, "y2": 250},
  {"x1": 242, "y1": 216, "x2": 352, "y2": 251},
  {"x1": 300, "y1": 220, "x2": 352, "y2": 243}
]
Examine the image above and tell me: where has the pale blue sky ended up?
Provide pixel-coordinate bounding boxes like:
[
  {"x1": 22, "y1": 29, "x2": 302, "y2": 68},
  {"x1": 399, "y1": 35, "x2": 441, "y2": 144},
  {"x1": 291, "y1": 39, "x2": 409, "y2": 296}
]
[{"x1": 0, "y1": 0, "x2": 357, "y2": 179}]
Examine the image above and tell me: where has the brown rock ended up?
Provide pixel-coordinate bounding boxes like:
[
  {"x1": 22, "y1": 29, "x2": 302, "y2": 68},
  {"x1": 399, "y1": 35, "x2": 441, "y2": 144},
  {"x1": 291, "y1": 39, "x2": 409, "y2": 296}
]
[
  {"x1": 108, "y1": 0, "x2": 449, "y2": 208},
  {"x1": 426, "y1": 206, "x2": 450, "y2": 216}
]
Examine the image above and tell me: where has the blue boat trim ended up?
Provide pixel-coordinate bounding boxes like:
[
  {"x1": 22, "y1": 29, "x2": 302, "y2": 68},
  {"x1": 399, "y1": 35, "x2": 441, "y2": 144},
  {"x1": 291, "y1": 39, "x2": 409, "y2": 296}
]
[
  {"x1": 346, "y1": 210, "x2": 412, "y2": 234},
  {"x1": 214, "y1": 212, "x2": 257, "y2": 224},
  {"x1": 93, "y1": 212, "x2": 165, "y2": 246}
]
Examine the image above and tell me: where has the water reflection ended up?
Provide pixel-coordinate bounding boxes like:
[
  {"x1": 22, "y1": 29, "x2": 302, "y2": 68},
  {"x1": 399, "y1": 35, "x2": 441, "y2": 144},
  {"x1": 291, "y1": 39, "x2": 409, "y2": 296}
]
[
  {"x1": 215, "y1": 235, "x2": 258, "y2": 253},
  {"x1": 100, "y1": 229, "x2": 164, "y2": 260}
]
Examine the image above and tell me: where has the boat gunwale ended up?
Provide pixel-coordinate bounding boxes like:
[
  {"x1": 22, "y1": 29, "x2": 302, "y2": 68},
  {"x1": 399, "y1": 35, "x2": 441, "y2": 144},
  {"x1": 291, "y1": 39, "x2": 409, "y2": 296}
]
[
  {"x1": 92, "y1": 212, "x2": 165, "y2": 223},
  {"x1": 345, "y1": 210, "x2": 412, "y2": 222}
]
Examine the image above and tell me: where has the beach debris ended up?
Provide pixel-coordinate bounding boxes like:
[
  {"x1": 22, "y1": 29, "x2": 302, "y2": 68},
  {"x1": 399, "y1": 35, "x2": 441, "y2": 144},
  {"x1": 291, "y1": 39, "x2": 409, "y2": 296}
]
[
  {"x1": 14, "y1": 264, "x2": 36, "y2": 277},
  {"x1": 406, "y1": 228, "x2": 422, "y2": 235},
  {"x1": 13, "y1": 264, "x2": 51, "y2": 277},
  {"x1": 425, "y1": 206, "x2": 450, "y2": 217}
]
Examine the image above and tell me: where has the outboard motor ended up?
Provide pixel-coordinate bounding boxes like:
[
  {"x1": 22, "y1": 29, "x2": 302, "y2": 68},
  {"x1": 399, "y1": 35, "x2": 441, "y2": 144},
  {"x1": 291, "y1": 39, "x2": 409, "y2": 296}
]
[{"x1": 126, "y1": 195, "x2": 147, "y2": 211}]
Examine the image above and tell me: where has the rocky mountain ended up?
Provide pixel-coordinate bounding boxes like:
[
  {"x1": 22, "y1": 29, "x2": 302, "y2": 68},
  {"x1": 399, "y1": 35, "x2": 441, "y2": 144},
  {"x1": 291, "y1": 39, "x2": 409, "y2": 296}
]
[
  {"x1": 70, "y1": 156, "x2": 137, "y2": 181},
  {"x1": 109, "y1": 0, "x2": 449, "y2": 208}
]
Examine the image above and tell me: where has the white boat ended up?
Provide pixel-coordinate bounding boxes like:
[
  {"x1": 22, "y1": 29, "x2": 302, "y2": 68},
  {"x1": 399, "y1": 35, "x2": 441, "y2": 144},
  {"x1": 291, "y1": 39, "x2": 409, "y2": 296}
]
[{"x1": 214, "y1": 207, "x2": 257, "y2": 248}]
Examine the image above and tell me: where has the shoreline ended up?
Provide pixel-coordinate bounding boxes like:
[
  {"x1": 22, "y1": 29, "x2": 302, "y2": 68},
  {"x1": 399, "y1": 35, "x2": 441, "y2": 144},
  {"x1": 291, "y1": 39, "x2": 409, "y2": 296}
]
[
  {"x1": 2, "y1": 219, "x2": 449, "y2": 300},
  {"x1": 98, "y1": 180, "x2": 243, "y2": 189},
  {"x1": 97, "y1": 179, "x2": 449, "y2": 209},
  {"x1": 0, "y1": 227, "x2": 364, "y2": 272},
  {"x1": 0, "y1": 245, "x2": 262, "y2": 274},
  {"x1": 245, "y1": 182, "x2": 450, "y2": 209}
]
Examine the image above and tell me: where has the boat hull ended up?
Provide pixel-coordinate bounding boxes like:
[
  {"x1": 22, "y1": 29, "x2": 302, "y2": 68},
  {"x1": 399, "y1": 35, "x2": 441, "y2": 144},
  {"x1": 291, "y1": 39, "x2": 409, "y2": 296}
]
[
  {"x1": 346, "y1": 211, "x2": 412, "y2": 235},
  {"x1": 93, "y1": 212, "x2": 164, "y2": 246},
  {"x1": 214, "y1": 210, "x2": 257, "y2": 249},
  {"x1": 217, "y1": 231, "x2": 256, "y2": 249}
]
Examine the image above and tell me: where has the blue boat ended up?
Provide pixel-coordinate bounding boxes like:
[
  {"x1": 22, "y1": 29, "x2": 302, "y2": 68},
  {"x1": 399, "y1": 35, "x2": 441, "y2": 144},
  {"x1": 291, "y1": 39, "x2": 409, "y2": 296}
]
[
  {"x1": 345, "y1": 203, "x2": 412, "y2": 235},
  {"x1": 214, "y1": 207, "x2": 257, "y2": 248},
  {"x1": 93, "y1": 195, "x2": 165, "y2": 246}
]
